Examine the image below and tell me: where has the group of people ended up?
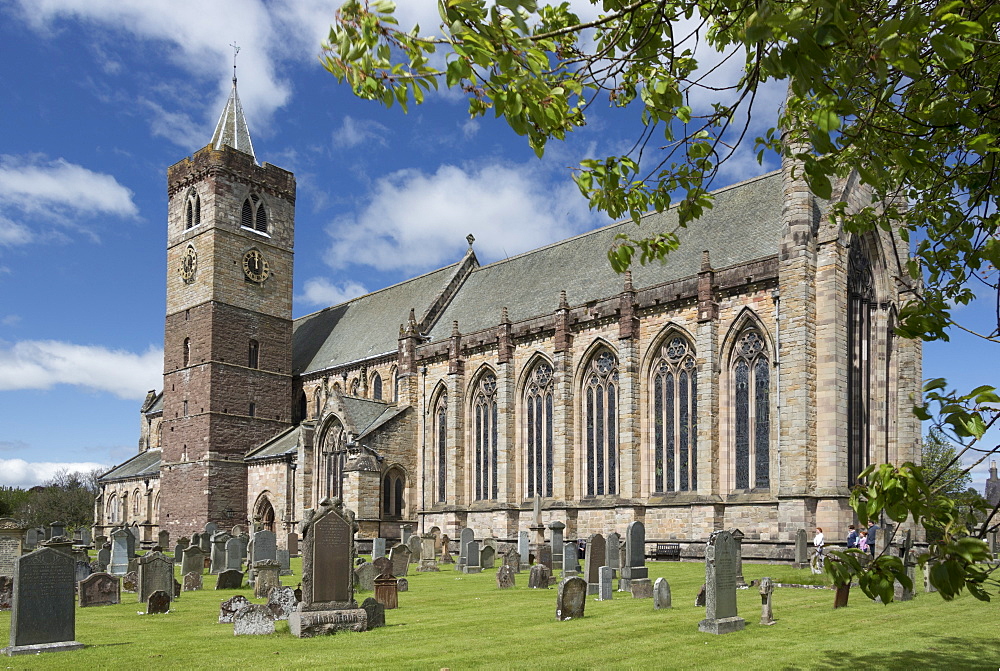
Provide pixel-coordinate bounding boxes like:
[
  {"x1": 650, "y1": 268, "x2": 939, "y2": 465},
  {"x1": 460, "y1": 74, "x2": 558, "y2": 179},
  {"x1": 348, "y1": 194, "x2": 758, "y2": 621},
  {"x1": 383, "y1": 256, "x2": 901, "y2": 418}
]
[{"x1": 811, "y1": 520, "x2": 880, "y2": 567}]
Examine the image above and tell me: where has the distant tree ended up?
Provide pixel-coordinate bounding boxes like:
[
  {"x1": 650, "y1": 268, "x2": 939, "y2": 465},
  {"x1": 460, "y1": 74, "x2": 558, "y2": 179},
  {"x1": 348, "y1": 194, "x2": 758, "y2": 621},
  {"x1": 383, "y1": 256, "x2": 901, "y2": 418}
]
[
  {"x1": 16, "y1": 468, "x2": 102, "y2": 531},
  {"x1": 0, "y1": 486, "x2": 30, "y2": 519},
  {"x1": 923, "y1": 429, "x2": 973, "y2": 498}
]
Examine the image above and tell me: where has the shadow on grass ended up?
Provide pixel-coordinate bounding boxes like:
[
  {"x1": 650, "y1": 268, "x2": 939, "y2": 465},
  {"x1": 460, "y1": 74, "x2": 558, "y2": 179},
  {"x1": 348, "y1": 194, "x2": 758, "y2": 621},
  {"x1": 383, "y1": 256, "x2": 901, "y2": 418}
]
[{"x1": 797, "y1": 636, "x2": 1000, "y2": 670}]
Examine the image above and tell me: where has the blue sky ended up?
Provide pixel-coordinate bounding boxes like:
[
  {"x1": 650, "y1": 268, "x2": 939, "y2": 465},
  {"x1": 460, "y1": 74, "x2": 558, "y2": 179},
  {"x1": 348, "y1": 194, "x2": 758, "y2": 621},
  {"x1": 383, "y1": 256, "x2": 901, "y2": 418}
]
[{"x1": 0, "y1": 1, "x2": 994, "y2": 491}]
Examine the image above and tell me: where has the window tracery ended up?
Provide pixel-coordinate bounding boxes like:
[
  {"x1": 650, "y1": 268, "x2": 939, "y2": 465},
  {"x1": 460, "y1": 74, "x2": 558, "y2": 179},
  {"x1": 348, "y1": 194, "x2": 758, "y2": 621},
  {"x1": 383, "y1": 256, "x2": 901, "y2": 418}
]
[
  {"x1": 584, "y1": 349, "x2": 619, "y2": 496},
  {"x1": 435, "y1": 393, "x2": 448, "y2": 503},
  {"x1": 848, "y1": 240, "x2": 876, "y2": 483},
  {"x1": 732, "y1": 327, "x2": 770, "y2": 489},
  {"x1": 525, "y1": 361, "x2": 554, "y2": 497},
  {"x1": 652, "y1": 336, "x2": 698, "y2": 493},
  {"x1": 472, "y1": 373, "x2": 498, "y2": 500}
]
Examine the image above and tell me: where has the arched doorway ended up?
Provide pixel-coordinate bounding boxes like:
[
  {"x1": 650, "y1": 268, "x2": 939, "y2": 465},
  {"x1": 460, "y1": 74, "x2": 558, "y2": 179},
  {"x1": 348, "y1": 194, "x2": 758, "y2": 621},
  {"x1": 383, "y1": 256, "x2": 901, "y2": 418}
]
[{"x1": 254, "y1": 494, "x2": 276, "y2": 532}]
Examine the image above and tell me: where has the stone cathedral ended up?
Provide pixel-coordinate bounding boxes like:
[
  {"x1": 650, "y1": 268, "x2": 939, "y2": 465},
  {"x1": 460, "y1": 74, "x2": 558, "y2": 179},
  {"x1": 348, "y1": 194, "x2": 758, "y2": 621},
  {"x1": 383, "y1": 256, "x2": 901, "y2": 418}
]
[{"x1": 96, "y1": 80, "x2": 922, "y2": 557}]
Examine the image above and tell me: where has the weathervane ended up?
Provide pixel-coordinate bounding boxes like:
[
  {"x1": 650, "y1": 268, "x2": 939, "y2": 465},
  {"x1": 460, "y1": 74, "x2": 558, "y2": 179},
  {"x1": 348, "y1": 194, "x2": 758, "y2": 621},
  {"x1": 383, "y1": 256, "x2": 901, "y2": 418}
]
[{"x1": 230, "y1": 41, "x2": 240, "y2": 85}]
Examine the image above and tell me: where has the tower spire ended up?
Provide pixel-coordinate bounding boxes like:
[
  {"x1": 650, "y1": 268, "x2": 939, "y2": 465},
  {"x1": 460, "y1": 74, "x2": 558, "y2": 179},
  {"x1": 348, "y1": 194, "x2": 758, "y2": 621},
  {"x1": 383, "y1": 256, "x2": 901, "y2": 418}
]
[{"x1": 210, "y1": 42, "x2": 256, "y2": 161}]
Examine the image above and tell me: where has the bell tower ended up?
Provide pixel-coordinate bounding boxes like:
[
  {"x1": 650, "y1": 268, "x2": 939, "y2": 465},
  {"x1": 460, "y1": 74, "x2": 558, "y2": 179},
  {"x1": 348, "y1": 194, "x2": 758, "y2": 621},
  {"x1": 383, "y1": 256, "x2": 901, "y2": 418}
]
[{"x1": 159, "y1": 74, "x2": 295, "y2": 538}]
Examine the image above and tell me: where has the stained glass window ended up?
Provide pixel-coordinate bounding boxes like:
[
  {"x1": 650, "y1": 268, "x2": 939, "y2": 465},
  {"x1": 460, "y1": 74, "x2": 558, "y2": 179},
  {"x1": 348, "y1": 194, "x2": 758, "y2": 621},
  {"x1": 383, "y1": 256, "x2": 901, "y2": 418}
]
[
  {"x1": 323, "y1": 419, "x2": 346, "y2": 499},
  {"x1": 473, "y1": 373, "x2": 498, "y2": 500},
  {"x1": 436, "y1": 393, "x2": 448, "y2": 503},
  {"x1": 372, "y1": 372, "x2": 383, "y2": 401},
  {"x1": 525, "y1": 362, "x2": 554, "y2": 497},
  {"x1": 732, "y1": 326, "x2": 770, "y2": 490},
  {"x1": 651, "y1": 337, "x2": 698, "y2": 492},
  {"x1": 848, "y1": 240, "x2": 876, "y2": 484},
  {"x1": 585, "y1": 350, "x2": 619, "y2": 496}
]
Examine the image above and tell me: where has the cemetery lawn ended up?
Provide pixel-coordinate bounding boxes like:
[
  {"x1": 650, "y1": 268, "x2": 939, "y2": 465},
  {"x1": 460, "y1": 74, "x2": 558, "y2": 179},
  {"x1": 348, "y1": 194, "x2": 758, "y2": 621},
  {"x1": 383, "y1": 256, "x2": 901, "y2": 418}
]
[{"x1": 2, "y1": 557, "x2": 998, "y2": 670}]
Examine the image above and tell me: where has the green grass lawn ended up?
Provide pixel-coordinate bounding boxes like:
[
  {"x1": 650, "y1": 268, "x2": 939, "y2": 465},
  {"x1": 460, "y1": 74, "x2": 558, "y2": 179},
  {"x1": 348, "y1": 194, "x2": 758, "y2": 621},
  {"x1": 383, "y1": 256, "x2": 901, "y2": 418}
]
[{"x1": 2, "y1": 555, "x2": 998, "y2": 669}]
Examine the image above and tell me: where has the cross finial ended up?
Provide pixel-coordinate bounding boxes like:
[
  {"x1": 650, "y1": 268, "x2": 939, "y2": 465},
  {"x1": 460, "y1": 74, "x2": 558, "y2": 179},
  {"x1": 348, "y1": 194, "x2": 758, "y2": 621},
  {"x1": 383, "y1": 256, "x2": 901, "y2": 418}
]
[{"x1": 229, "y1": 41, "x2": 240, "y2": 85}]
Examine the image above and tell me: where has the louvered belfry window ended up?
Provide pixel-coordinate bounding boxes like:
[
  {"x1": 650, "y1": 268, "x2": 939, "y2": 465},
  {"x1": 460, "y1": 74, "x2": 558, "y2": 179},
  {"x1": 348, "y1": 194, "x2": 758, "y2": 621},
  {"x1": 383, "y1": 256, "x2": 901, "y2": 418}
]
[{"x1": 241, "y1": 193, "x2": 268, "y2": 233}]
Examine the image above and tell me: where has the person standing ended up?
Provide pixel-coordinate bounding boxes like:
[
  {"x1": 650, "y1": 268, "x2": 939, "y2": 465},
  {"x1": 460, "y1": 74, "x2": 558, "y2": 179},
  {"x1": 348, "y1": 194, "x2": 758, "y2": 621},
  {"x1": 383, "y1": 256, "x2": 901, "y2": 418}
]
[
  {"x1": 867, "y1": 519, "x2": 880, "y2": 557},
  {"x1": 813, "y1": 527, "x2": 825, "y2": 557},
  {"x1": 846, "y1": 524, "x2": 859, "y2": 549}
]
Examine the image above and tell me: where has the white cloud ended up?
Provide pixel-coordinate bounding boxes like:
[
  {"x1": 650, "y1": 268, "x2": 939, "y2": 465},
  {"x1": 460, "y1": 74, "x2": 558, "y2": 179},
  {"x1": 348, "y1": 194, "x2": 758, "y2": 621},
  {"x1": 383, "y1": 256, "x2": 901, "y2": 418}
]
[
  {"x1": 332, "y1": 116, "x2": 390, "y2": 149},
  {"x1": 0, "y1": 459, "x2": 111, "y2": 488},
  {"x1": 1, "y1": 314, "x2": 22, "y2": 327},
  {"x1": 461, "y1": 119, "x2": 480, "y2": 139},
  {"x1": 324, "y1": 160, "x2": 600, "y2": 273},
  {"x1": 297, "y1": 277, "x2": 368, "y2": 307},
  {"x1": 0, "y1": 154, "x2": 137, "y2": 218},
  {"x1": 0, "y1": 215, "x2": 33, "y2": 246},
  {"x1": 0, "y1": 340, "x2": 162, "y2": 400}
]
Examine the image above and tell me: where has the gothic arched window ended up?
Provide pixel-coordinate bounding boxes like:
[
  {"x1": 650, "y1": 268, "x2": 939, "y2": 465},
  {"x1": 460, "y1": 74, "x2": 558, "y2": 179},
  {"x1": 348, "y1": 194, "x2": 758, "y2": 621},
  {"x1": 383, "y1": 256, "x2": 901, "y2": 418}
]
[
  {"x1": 182, "y1": 337, "x2": 191, "y2": 368},
  {"x1": 185, "y1": 191, "x2": 201, "y2": 229},
  {"x1": 108, "y1": 495, "x2": 119, "y2": 524},
  {"x1": 132, "y1": 489, "x2": 140, "y2": 516},
  {"x1": 322, "y1": 419, "x2": 346, "y2": 499},
  {"x1": 651, "y1": 336, "x2": 698, "y2": 493},
  {"x1": 732, "y1": 327, "x2": 771, "y2": 489},
  {"x1": 382, "y1": 467, "x2": 405, "y2": 518},
  {"x1": 472, "y1": 372, "x2": 498, "y2": 500},
  {"x1": 584, "y1": 349, "x2": 619, "y2": 496},
  {"x1": 525, "y1": 361, "x2": 554, "y2": 498},
  {"x1": 435, "y1": 393, "x2": 448, "y2": 503},
  {"x1": 248, "y1": 339, "x2": 259, "y2": 369},
  {"x1": 848, "y1": 240, "x2": 876, "y2": 483},
  {"x1": 372, "y1": 372, "x2": 383, "y2": 401},
  {"x1": 313, "y1": 388, "x2": 322, "y2": 419},
  {"x1": 241, "y1": 193, "x2": 268, "y2": 233}
]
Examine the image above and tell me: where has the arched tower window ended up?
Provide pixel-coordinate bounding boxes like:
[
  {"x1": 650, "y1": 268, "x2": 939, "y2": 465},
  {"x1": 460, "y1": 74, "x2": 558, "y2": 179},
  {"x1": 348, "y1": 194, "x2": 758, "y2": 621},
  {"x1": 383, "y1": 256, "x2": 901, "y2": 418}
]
[
  {"x1": 472, "y1": 372, "x2": 498, "y2": 501},
  {"x1": 183, "y1": 337, "x2": 191, "y2": 367},
  {"x1": 848, "y1": 240, "x2": 876, "y2": 483},
  {"x1": 248, "y1": 339, "x2": 259, "y2": 369},
  {"x1": 584, "y1": 349, "x2": 619, "y2": 496},
  {"x1": 132, "y1": 489, "x2": 140, "y2": 516},
  {"x1": 372, "y1": 372, "x2": 383, "y2": 401},
  {"x1": 435, "y1": 392, "x2": 448, "y2": 503},
  {"x1": 241, "y1": 193, "x2": 268, "y2": 234},
  {"x1": 322, "y1": 419, "x2": 346, "y2": 499},
  {"x1": 313, "y1": 387, "x2": 323, "y2": 419},
  {"x1": 382, "y1": 467, "x2": 406, "y2": 518},
  {"x1": 732, "y1": 327, "x2": 771, "y2": 489},
  {"x1": 651, "y1": 335, "x2": 698, "y2": 493},
  {"x1": 107, "y1": 495, "x2": 119, "y2": 524},
  {"x1": 525, "y1": 361, "x2": 554, "y2": 498},
  {"x1": 185, "y1": 191, "x2": 201, "y2": 229}
]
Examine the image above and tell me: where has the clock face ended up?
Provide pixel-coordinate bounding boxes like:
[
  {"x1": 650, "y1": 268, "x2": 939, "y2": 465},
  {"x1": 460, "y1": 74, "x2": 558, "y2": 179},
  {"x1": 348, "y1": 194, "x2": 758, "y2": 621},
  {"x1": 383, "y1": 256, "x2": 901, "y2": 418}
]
[
  {"x1": 179, "y1": 245, "x2": 197, "y2": 282},
  {"x1": 242, "y1": 249, "x2": 270, "y2": 283}
]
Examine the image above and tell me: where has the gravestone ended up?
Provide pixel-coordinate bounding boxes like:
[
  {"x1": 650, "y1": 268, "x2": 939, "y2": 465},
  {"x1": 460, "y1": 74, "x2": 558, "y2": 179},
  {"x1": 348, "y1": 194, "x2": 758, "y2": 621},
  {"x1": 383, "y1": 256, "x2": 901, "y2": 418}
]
[
  {"x1": 74, "y1": 560, "x2": 92, "y2": 585},
  {"x1": 278, "y1": 549, "x2": 292, "y2": 576},
  {"x1": 390, "y1": 544, "x2": 412, "y2": 576},
  {"x1": 97, "y1": 546, "x2": 111, "y2": 570},
  {"x1": 834, "y1": 583, "x2": 851, "y2": 608},
  {"x1": 191, "y1": 533, "x2": 202, "y2": 554},
  {"x1": 518, "y1": 531, "x2": 531, "y2": 569},
  {"x1": 730, "y1": 529, "x2": 747, "y2": 587},
  {"x1": 2, "y1": 547, "x2": 83, "y2": 656},
  {"x1": 236, "y1": 533, "x2": 250, "y2": 564},
  {"x1": 556, "y1": 576, "x2": 587, "y2": 621},
  {"x1": 654, "y1": 577, "x2": 671, "y2": 609},
  {"x1": 173, "y1": 577, "x2": 182, "y2": 598},
  {"x1": 621, "y1": 521, "x2": 651, "y2": 595},
  {"x1": 267, "y1": 586, "x2": 297, "y2": 621},
  {"x1": 137, "y1": 551, "x2": 173, "y2": 604},
  {"x1": 399, "y1": 524, "x2": 413, "y2": 543},
  {"x1": 605, "y1": 531, "x2": 621, "y2": 578},
  {"x1": 894, "y1": 549, "x2": 916, "y2": 602},
  {"x1": 158, "y1": 530, "x2": 169, "y2": 549},
  {"x1": 219, "y1": 594, "x2": 251, "y2": 623},
  {"x1": 537, "y1": 544, "x2": 553, "y2": 571},
  {"x1": 563, "y1": 541, "x2": 580, "y2": 577},
  {"x1": 124, "y1": 528, "x2": 137, "y2": 558},
  {"x1": 287, "y1": 532, "x2": 299, "y2": 557},
  {"x1": 0, "y1": 519, "x2": 26, "y2": 577},
  {"x1": 78, "y1": 572, "x2": 120, "y2": 607},
  {"x1": 698, "y1": 530, "x2": 746, "y2": 634},
  {"x1": 794, "y1": 529, "x2": 808, "y2": 568},
  {"x1": 253, "y1": 559, "x2": 281, "y2": 599},
  {"x1": 355, "y1": 562, "x2": 375, "y2": 591},
  {"x1": 216, "y1": 569, "x2": 244, "y2": 589},
  {"x1": 480, "y1": 545, "x2": 496, "y2": 570},
  {"x1": 373, "y1": 556, "x2": 393, "y2": 578},
  {"x1": 502, "y1": 547, "x2": 520, "y2": 573},
  {"x1": 0, "y1": 576, "x2": 9, "y2": 611},
  {"x1": 528, "y1": 564, "x2": 551, "y2": 589},
  {"x1": 210, "y1": 532, "x2": 232, "y2": 574},
  {"x1": 361, "y1": 597, "x2": 385, "y2": 629},
  {"x1": 204, "y1": 522, "x2": 217, "y2": 537},
  {"x1": 583, "y1": 534, "x2": 605, "y2": 595},
  {"x1": 183, "y1": 571, "x2": 202, "y2": 591},
  {"x1": 24, "y1": 529, "x2": 38, "y2": 551},
  {"x1": 109, "y1": 528, "x2": 130, "y2": 576},
  {"x1": 122, "y1": 571, "x2": 138, "y2": 593},
  {"x1": 49, "y1": 521, "x2": 66, "y2": 539},
  {"x1": 407, "y1": 534, "x2": 422, "y2": 562},
  {"x1": 631, "y1": 579, "x2": 654, "y2": 599},
  {"x1": 290, "y1": 497, "x2": 367, "y2": 637},
  {"x1": 547, "y1": 522, "x2": 565, "y2": 570},
  {"x1": 181, "y1": 546, "x2": 205, "y2": 577},
  {"x1": 147, "y1": 590, "x2": 170, "y2": 614},
  {"x1": 372, "y1": 537, "x2": 387, "y2": 560},
  {"x1": 226, "y1": 538, "x2": 243, "y2": 571},
  {"x1": 598, "y1": 566, "x2": 613, "y2": 601},
  {"x1": 233, "y1": 604, "x2": 275, "y2": 636},
  {"x1": 251, "y1": 529, "x2": 277, "y2": 566},
  {"x1": 396, "y1": 578, "x2": 408, "y2": 592},
  {"x1": 80, "y1": 528, "x2": 92, "y2": 546},
  {"x1": 497, "y1": 564, "x2": 515, "y2": 589},
  {"x1": 418, "y1": 534, "x2": 440, "y2": 572},
  {"x1": 759, "y1": 576, "x2": 776, "y2": 625},
  {"x1": 924, "y1": 560, "x2": 938, "y2": 593},
  {"x1": 374, "y1": 574, "x2": 398, "y2": 609},
  {"x1": 458, "y1": 528, "x2": 474, "y2": 569},
  {"x1": 440, "y1": 535, "x2": 454, "y2": 564},
  {"x1": 462, "y1": 540, "x2": 482, "y2": 574}
]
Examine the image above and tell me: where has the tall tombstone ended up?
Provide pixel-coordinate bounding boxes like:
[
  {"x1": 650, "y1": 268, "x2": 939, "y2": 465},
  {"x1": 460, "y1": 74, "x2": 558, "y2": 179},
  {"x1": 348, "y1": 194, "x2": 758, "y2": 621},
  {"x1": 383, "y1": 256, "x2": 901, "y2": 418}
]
[
  {"x1": 74, "y1": 560, "x2": 91, "y2": 585},
  {"x1": 210, "y1": 532, "x2": 232, "y2": 574},
  {"x1": 583, "y1": 534, "x2": 605, "y2": 595},
  {"x1": 251, "y1": 529, "x2": 277, "y2": 565},
  {"x1": 225, "y1": 537, "x2": 243, "y2": 571},
  {"x1": 417, "y1": 534, "x2": 440, "y2": 572},
  {"x1": 598, "y1": 566, "x2": 614, "y2": 600},
  {"x1": 287, "y1": 532, "x2": 299, "y2": 557},
  {"x1": 605, "y1": 531, "x2": 621, "y2": 578},
  {"x1": 389, "y1": 545, "x2": 411, "y2": 577},
  {"x1": 698, "y1": 530, "x2": 746, "y2": 634},
  {"x1": 181, "y1": 545, "x2": 206, "y2": 578},
  {"x1": 124, "y1": 527, "x2": 137, "y2": 557},
  {"x1": 563, "y1": 541, "x2": 580, "y2": 577},
  {"x1": 0, "y1": 519, "x2": 26, "y2": 578},
  {"x1": 277, "y1": 549, "x2": 292, "y2": 575},
  {"x1": 137, "y1": 551, "x2": 174, "y2": 603},
  {"x1": 355, "y1": 562, "x2": 375, "y2": 592},
  {"x1": 24, "y1": 528, "x2": 38, "y2": 551},
  {"x1": 547, "y1": 522, "x2": 566, "y2": 570},
  {"x1": 620, "y1": 521, "x2": 649, "y2": 592},
  {"x1": 372, "y1": 537, "x2": 387, "y2": 560},
  {"x1": 406, "y1": 534, "x2": 422, "y2": 562},
  {"x1": 80, "y1": 528, "x2": 92, "y2": 546},
  {"x1": 158, "y1": 530, "x2": 169, "y2": 549},
  {"x1": 108, "y1": 528, "x2": 130, "y2": 577},
  {"x1": 399, "y1": 524, "x2": 413, "y2": 543},
  {"x1": 290, "y1": 498, "x2": 367, "y2": 637},
  {"x1": 556, "y1": 575, "x2": 587, "y2": 621},
  {"x1": 794, "y1": 529, "x2": 808, "y2": 568},
  {"x1": 463, "y1": 540, "x2": 482, "y2": 574},
  {"x1": 458, "y1": 528, "x2": 474, "y2": 569},
  {"x1": 97, "y1": 546, "x2": 110, "y2": 570},
  {"x1": 2, "y1": 548, "x2": 83, "y2": 655},
  {"x1": 236, "y1": 533, "x2": 250, "y2": 563},
  {"x1": 190, "y1": 533, "x2": 202, "y2": 554},
  {"x1": 197, "y1": 531, "x2": 210, "y2": 554},
  {"x1": 253, "y1": 560, "x2": 281, "y2": 599},
  {"x1": 480, "y1": 545, "x2": 496, "y2": 570},
  {"x1": 518, "y1": 531, "x2": 530, "y2": 569},
  {"x1": 730, "y1": 529, "x2": 747, "y2": 587}
]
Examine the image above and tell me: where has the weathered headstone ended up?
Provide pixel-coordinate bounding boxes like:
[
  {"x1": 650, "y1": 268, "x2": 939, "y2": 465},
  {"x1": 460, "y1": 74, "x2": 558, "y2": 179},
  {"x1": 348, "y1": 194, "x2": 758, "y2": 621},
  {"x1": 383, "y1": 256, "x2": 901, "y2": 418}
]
[
  {"x1": 355, "y1": 562, "x2": 375, "y2": 591},
  {"x1": 396, "y1": 577, "x2": 408, "y2": 592},
  {"x1": 759, "y1": 576, "x2": 776, "y2": 625},
  {"x1": 373, "y1": 556, "x2": 393, "y2": 578},
  {"x1": 502, "y1": 547, "x2": 520, "y2": 573},
  {"x1": 730, "y1": 528, "x2": 747, "y2": 587},
  {"x1": 605, "y1": 531, "x2": 621, "y2": 578},
  {"x1": 2, "y1": 547, "x2": 83, "y2": 656},
  {"x1": 190, "y1": 532, "x2": 202, "y2": 554},
  {"x1": 49, "y1": 521, "x2": 66, "y2": 539},
  {"x1": 109, "y1": 528, "x2": 130, "y2": 576},
  {"x1": 480, "y1": 545, "x2": 496, "y2": 570},
  {"x1": 528, "y1": 564, "x2": 551, "y2": 589},
  {"x1": 24, "y1": 528, "x2": 38, "y2": 551},
  {"x1": 654, "y1": 577, "x2": 671, "y2": 609},
  {"x1": 267, "y1": 586, "x2": 297, "y2": 621},
  {"x1": 122, "y1": 571, "x2": 138, "y2": 593},
  {"x1": 158, "y1": 530, "x2": 169, "y2": 549},
  {"x1": 537, "y1": 544, "x2": 553, "y2": 571},
  {"x1": 226, "y1": 538, "x2": 243, "y2": 571},
  {"x1": 251, "y1": 529, "x2": 277, "y2": 566},
  {"x1": 361, "y1": 596, "x2": 385, "y2": 629},
  {"x1": 399, "y1": 524, "x2": 413, "y2": 542},
  {"x1": 181, "y1": 545, "x2": 206, "y2": 577},
  {"x1": 390, "y1": 544, "x2": 412, "y2": 576},
  {"x1": 417, "y1": 534, "x2": 439, "y2": 572},
  {"x1": 698, "y1": 530, "x2": 746, "y2": 634},
  {"x1": 407, "y1": 534, "x2": 422, "y2": 562},
  {"x1": 233, "y1": 604, "x2": 275, "y2": 636},
  {"x1": 137, "y1": 551, "x2": 173, "y2": 603},
  {"x1": 794, "y1": 528, "x2": 808, "y2": 568},
  {"x1": 210, "y1": 532, "x2": 231, "y2": 574},
  {"x1": 147, "y1": 590, "x2": 170, "y2": 614},
  {"x1": 563, "y1": 541, "x2": 580, "y2": 577},
  {"x1": 290, "y1": 497, "x2": 367, "y2": 637},
  {"x1": 0, "y1": 519, "x2": 26, "y2": 578},
  {"x1": 215, "y1": 569, "x2": 244, "y2": 589},
  {"x1": 287, "y1": 532, "x2": 299, "y2": 557},
  {"x1": 204, "y1": 521, "x2": 218, "y2": 537},
  {"x1": 584, "y1": 534, "x2": 605, "y2": 595},
  {"x1": 97, "y1": 546, "x2": 111, "y2": 570},
  {"x1": 253, "y1": 559, "x2": 281, "y2": 599},
  {"x1": 924, "y1": 560, "x2": 938, "y2": 593},
  {"x1": 277, "y1": 549, "x2": 292, "y2": 576},
  {"x1": 547, "y1": 522, "x2": 565, "y2": 570},
  {"x1": 518, "y1": 530, "x2": 531, "y2": 569},
  {"x1": 183, "y1": 571, "x2": 202, "y2": 591},
  {"x1": 598, "y1": 565, "x2": 613, "y2": 601},
  {"x1": 219, "y1": 594, "x2": 251, "y2": 623},
  {"x1": 374, "y1": 574, "x2": 398, "y2": 609},
  {"x1": 0, "y1": 576, "x2": 9, "y2": 611},
  {"x1": 78, "y1": 572, "x2": 120, "y2": 607},
  {"x1": 556, "y1": 575, "x2": 587, "y2": 621},
  {"x1": 458, "y1": 528, "x2": 474, "y2": 569},
  {"x1": 631, "y1": 579, "x2": 654, "y2": 599},
  {"x1": 372, "y1": 537, "x2": 387, "y2": 560},
  {"x1": 894, "y1": 549, "x2": 916, "y2": 602},
  {"x1": 496, "y1": 564, "x2": 515, "y2": 589},
  {"x1": 74, "y1": 560, "x2": 92, "y2": 585},
  {"x1": 834, "y1": 583, "x2": 851, "y2": 608},
  {"x1": 463, "y1": 540, "x2": 482, "y2": 574},
  {"x1": 440, "y1": 535, "x2": 454, "y2": 564},
  {"x1": 620, "y1": 521, "x2": 649, "y2": 593}
]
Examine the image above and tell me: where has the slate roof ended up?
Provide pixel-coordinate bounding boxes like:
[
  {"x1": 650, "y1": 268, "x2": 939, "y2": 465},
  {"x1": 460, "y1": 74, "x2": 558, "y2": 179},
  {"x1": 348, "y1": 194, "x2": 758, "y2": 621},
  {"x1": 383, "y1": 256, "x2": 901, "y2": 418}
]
[
  {"x1": 292, "y1": 262, "x2": 462, "y2": 376},
  {"x1": 246, "y1": 425, "x2": 300, "y2": 461},
  {"x1": 211, "y1": 79, "x2": 255, "y2": 160},
  {"x1": 146, "y1": 393, "x2": 163, "y2": 415},
  {"x1": 341, "y1": 397, "x2": 408, "y2": 440},
  {"x1": 100, "y1": 449, "x2": 161, "y2": 482},
  {"x1": 427, "y1": 170, "x2": 785, "y2": 340}
]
